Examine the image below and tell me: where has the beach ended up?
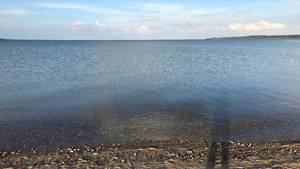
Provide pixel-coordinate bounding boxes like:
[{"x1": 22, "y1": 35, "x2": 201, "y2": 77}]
[
  {"x1": 1, "y1": 139, "x2": 300, "y2": 168},
  {"x1": 2, "y1": 0, "x2": 300, "y2": 166}
]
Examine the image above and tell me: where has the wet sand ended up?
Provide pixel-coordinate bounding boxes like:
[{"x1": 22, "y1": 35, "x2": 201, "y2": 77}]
[{"x1": 1, "y1": 138, "x2": 300, "y2": 168}]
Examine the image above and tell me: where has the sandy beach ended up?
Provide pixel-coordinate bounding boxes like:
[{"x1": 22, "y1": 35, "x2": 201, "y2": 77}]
[{"x1": 1, "y1": 138, "x2": 300, "y2": 168}]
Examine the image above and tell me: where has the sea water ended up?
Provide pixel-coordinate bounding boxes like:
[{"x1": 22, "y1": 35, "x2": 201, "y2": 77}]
[{"x1": 1, "y1": 40, "x2": 300, "y2": 150}]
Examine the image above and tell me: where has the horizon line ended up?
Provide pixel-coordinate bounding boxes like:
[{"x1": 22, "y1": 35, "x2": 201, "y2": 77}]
[{"x1": 2, "y1": 34, "x2": 300, "y2": 41}]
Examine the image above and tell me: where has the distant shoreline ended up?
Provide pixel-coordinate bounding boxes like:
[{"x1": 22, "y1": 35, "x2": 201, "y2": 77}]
[
  {"x1": 1, "y1": 34, "x2": 300, "y2": 40},
  {"x1": 210, "y1": 34, "x2": 300, "y2": 40}
]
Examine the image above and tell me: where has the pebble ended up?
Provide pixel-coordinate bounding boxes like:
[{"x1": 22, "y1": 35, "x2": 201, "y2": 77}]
[{"x1": 186, "y1": 151, "x2": 193, "y2": 155}]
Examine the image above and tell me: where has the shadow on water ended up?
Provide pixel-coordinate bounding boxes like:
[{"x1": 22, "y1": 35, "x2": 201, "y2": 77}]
[{"x1": 206, "y1": 93, "x2": 230, "y2": 169}]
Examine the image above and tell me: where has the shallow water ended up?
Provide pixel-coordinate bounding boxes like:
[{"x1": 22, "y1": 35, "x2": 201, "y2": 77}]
[{"x1": 1, "y1": 40, "x2": 300, "y2": 150}]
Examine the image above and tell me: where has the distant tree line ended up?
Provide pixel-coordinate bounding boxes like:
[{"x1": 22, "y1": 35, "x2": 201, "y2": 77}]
[{"x1": 211, "y1": 35, "x2": 300, "y2": 40}]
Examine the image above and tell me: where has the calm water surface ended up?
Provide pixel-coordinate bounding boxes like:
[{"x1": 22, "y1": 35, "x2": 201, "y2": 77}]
[{"x1": 1, "y1": 40, "x2": 300, "y2": 150}]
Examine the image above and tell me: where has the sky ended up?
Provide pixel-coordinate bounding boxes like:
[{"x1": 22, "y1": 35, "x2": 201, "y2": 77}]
[{"x1": 0, "y1": 0, "x2": 300, "y2": 40}]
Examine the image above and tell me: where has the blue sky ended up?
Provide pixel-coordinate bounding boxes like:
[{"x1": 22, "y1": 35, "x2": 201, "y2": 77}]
[{"x1": 0, "y1": 0, "x2": 299, "y2": 39}]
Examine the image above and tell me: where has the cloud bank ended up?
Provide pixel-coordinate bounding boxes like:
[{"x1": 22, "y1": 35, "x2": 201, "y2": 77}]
[
  {"x1": 228, "y1": 20, "x2": 285, "y2": 31},
  {"x1": 164, "y1": 26, "x2": 172, "y2": 31},
  {"x1": 134, "y1": 25, "x2": 152, "y2": 33},
  {"x1": 0, "y1": 8, "x2": 36, "y2": 16},
  {"x1": 94, "y1": 22, "x2": 107, "y2": 30},
  {"x1": 1, "y1": 1, "x2": 297, "y2": 39},
  {"x1": 71, "y1": 21, "x2": 107, "y2": 31},
  {"x1": 71, "y1": 21, "x2": 86, "y2": 30},
  {"x1": 183, "y1": 17, "x2": 191, "y2": 26},
  {"x1": 120, "y1": 27, "x2": 130, "y2": 33}
]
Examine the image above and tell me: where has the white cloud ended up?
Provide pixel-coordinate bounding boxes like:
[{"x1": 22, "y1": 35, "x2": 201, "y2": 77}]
[
  {"x1": 183, "y1": 17, "x2": 190, "y2": 26},
  {"x1": 120, "y1": 27, "x2": 130, "y2": 33},
  {"x1": 37, "y1": 3, "x2": 90, "y2": 9},
  {"x1": 71, "y1": 21, "x2": 87, "y2": 30},
  {"x1": 94, "y1": 22, "x2": 107, "y2": 30},
  {"x1": 138, "y1": 3, "x2": 187, "y2": 13},
  {"x1": 134, "y1": 25, "x2": 152, "y2": 33},
  {"x1": 164, "y1": 26, "x2": 172, "y2": 31},
  {"x1": 0, "y1": 8, "x2": 35, "y2": 16},
  {"x1": 73, "y1": 21, "x2": 86, "y2": 26},
  {"x1": 215, "y1": 26, "x2": 226, "y2": 30},
  {"x1": 137, "y1": 3, "x2": 215, "y2": 17},
  {"x1": 228, "y1": 20, "x2": 285, "y2": 31},
  {"x1": 36, "y1": 3, "x2": 129, "y2": 17}
]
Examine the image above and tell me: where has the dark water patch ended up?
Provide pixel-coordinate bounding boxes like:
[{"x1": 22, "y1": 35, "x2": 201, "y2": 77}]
[
  {"x1": 0, "y1": 98, "x2": 212, "y2": 151},
  {"x1": 0, "y1": 115, "x2": 106, "y2": 151},
  {"x1": 1, "y1": 92, "x2": 300, "y2": 151}
]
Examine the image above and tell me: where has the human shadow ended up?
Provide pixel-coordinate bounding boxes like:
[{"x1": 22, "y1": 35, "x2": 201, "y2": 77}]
[{"x1": 206, "y1": 93, "x2": 230, "y2": 169}]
